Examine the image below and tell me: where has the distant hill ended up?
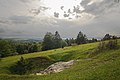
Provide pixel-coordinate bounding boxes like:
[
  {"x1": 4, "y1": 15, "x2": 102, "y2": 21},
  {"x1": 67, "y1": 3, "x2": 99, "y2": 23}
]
[{"x1": 1, "y1": 38, "x2": 43, "y2": 43}]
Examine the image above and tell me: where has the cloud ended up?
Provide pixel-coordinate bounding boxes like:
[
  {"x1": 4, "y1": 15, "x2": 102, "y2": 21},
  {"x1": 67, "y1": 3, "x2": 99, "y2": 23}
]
[
  {"x1": 81, "y1": 1, "x2": 120, "y2": 37},
  {"x1": 61, "y1": 6, "x2": 64, "y2": 10},
  {"x1": 20, "y1": 0, "x2": 31, "y2": 3},
  {"x1": 0, "y1": 0, "x2": 120, "y2": 39},
  {"x1": 0, "y1": 19, "x2": 9, "y2": 24},
  {"x1": 9, "y1": 16, "x2": 33, "y2": 24},
  {"x1": 63, "y1": 13, "x2": 69, "y2": 18},
  {"x1": 81, "y1": 0, "x2": 115, "y2": 15},
  {"x1": 73, "y1": 5, "x2": 81, "y2": 13},
  {"x1": 0, "y1": 28, "x2": 5, "y2": 33},
  {"x1": 54, "y1": 12, "x2": 59, "y2": 18},
  {"x1": 29, "y1": 6, "x2": 49, "y2": 16}
]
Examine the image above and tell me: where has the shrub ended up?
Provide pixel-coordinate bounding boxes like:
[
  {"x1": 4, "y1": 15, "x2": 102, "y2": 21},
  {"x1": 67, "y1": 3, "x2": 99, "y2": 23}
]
[
  {"x1": 95, "y1": 40, "x2": 118, "y2": 52},
  {"x1": 97, "y1": 41, "x2": 106, "y2": 51},
  {"x1": 88, "y1": 40, "x2": 118, "y2": 58},
  {"x1": 28, "y1": 57, "x2": 54, "y2": 73},
  {"x1": 106, "y1": 40, "x2": 118, "y2": 49},
  {"x1": 10, "y1": 57, "x2": 34, "y2": 75},
  {"x1": 92, "y1": 40, "x2": 118, "y2": 54},
  {"x1": 10, "y1": 56, "x2": 54, "y2": 75}
]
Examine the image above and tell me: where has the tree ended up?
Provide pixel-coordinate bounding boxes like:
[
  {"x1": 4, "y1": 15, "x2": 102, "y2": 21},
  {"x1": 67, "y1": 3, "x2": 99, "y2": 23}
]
[
  {"x1": 53, "y1": 31, "x2": 62, "y2": 48},
  {"x1": 0, "y1": 40, "x2": 17, "y2": 57},
  {"x1": 112, "y1": 35, "x2": 118, "y2": 39},
  {"x1": 61, "y1": 40, "x2": 68, "y2": 48},
  {"x1": 65, "y1": 38, "x2": 71, "y2": 46},
  {"x1": 42, "y1": 32, "x2": 54, "y2": 51},
  {"x1": 16, "y1": 44, "x2": 28, "y2": 54},
  {"x1": 88, "y1": 38, "x2": 98, "y2": 43},
  {"x1": 32, "y1": 44, "x2": 39, "y2": 52},
  {"x1": 92, "y1": 38, "x2": 97, "y2": 42},
  {"x1": 103, "y1": 34, "x2": 111, "y2": 40},
  {"x1": 65, "y1": 38, "x2": 76, "y2": 46},
  {"x1": 76, "y1": 31, "x2": 87, "y2": 45},
  {"x1": 42, "y1": 31, "x2": 64, "y2": 50}
]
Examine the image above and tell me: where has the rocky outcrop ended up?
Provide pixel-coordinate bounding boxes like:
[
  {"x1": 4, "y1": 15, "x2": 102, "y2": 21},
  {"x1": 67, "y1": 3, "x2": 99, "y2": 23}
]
[{"x1": 36, "y1": 60, "x2": 76, "y2": 75}]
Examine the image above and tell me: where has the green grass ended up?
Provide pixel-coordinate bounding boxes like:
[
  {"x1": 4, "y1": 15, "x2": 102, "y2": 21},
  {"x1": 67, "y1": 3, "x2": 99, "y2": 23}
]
[{"x1": 0, "y1": 40, "x2": 120, "y2": 80}]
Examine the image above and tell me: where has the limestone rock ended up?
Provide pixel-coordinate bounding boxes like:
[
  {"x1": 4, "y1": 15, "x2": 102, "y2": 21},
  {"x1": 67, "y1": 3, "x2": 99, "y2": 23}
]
[{"x1": 36, "y1": 60, "x2": 76, "y2": 75}]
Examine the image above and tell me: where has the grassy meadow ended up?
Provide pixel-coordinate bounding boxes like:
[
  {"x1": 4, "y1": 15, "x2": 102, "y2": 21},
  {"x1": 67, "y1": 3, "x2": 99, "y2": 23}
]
[{"x1": 0, "y1": 40, "x2": 120, "y2": 80}]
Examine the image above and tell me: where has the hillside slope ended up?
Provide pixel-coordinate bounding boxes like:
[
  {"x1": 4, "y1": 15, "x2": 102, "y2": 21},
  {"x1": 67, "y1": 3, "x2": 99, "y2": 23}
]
[{"x1": 0, "y1": 40, "x2": 120, "y2": 80}]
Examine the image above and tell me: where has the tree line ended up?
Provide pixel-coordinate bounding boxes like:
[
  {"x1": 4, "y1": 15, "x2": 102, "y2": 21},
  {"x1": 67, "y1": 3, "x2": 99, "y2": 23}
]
[
  {"x1": 42, "y1": 31, "x2": 98, "y2": 51},
  {"x1": 0, "y1": 40, "x2": 42, "y2": 58},
  {"x1": 0, "y1": 31, "x2": 120, "y2": 58}
]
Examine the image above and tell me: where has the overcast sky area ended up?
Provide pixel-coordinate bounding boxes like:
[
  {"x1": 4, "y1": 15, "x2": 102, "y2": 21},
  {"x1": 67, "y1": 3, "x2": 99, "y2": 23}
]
[{"x1": 0, "y1": 0, "x2": 120, "y2": 39}]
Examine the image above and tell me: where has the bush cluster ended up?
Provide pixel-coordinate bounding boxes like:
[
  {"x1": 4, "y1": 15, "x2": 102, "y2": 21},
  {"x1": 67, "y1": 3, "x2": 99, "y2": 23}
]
[
  {"x1": 88, "y1": 40, "x2": 119, "y2": 58},
  {"x1": 96, "y1": 40, "x2": 118, "y2": 52},
  {"x1": 10, "y1": 56, "x2": 54, "y2": 75},
  {"x1": 10, "y1": 57, "x2": 34, "y2": 75}
]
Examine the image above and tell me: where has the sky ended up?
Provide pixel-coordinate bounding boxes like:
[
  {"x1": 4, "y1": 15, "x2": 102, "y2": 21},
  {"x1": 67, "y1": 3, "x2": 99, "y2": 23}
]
[{"x1": 0, "y1": 0, "x2": 120, "y2": 39}]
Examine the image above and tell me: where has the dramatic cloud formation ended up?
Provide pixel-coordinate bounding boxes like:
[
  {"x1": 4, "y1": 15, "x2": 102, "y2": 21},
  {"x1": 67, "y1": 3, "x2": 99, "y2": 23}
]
[{"x1": 0, "y1": 0, "x2": 120, "y2": 39}]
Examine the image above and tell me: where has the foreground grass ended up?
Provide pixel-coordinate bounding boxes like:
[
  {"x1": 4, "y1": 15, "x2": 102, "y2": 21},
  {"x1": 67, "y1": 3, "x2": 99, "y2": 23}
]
[
  {"x1": 0, "y1": 42, "x2": 97, "y2": 74},
  {"x1": 0, "y1": 40, "x2": 120, "y2": 80}
]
